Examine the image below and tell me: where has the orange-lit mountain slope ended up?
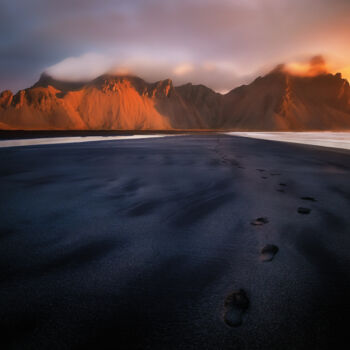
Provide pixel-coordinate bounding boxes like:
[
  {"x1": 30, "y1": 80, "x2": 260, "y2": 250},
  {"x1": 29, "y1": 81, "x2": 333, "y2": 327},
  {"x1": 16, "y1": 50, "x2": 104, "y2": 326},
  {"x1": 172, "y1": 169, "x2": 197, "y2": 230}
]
[
  {"x1": 222, "y1": 67, "x2": 350, "y2": 130},
  {"x1": 1, "y1": 68, "x2": 350, "y2": 130}
]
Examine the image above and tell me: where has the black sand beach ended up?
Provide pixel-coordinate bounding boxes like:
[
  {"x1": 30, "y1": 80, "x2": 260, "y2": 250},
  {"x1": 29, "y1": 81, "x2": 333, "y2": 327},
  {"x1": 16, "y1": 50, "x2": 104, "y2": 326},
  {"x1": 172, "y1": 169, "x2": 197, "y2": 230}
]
[{"x1": 1, "y1": 134, "x2": 349, "y2": 349}]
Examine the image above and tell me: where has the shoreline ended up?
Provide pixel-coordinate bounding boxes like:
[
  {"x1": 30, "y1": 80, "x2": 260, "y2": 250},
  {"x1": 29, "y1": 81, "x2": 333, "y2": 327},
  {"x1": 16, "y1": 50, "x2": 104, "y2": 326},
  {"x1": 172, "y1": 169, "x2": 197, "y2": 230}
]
[
  {"x1": 0, "y1": 134, "x2": 180, "y2": 148},
  {"x1": 226, "y1": 131, "x2": 350, "y2": 151},
  {"x1": 2, "y1": 130, "x2": 350, "y2": 150}
]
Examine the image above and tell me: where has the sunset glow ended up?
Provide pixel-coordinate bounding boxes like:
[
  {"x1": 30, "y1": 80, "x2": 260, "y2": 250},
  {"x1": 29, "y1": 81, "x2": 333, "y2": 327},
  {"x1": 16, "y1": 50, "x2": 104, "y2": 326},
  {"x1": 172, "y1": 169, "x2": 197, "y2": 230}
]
[
  {"x1": 285, "y1": 56, "x2": 330, "y2": 77},
  {"x1": 1, "y1": 2, "x2": 350, "y2": 350},
  {"x1": 1, "y1": 0, "x2": 350, "y2": 92},
  {"x1": 341, "y1": 66, "x2": 350, "y2": 82},
  {"x1": 284, "y1": 56, "x2": 350, "y2": 82}
]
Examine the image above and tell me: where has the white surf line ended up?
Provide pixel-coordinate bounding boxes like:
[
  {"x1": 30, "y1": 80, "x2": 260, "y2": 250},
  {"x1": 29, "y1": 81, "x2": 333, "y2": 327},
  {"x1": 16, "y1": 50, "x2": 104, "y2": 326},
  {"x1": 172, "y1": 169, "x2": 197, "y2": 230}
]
[
  {"x1": 225, "y1": 132, "x2": 350, "y2": 151},
  {"x1": 0, "y1": 134, "x2": 179, "y2": 148}
]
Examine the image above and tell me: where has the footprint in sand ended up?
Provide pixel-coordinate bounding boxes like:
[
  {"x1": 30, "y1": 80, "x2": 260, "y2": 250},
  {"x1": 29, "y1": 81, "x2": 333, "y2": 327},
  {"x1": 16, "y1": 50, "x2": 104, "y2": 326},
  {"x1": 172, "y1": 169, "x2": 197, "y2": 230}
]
[
  {"x1": 261, "y1": 176, "x2": 268, "y2": 179},
  {"x1": 277, "y1": 189, "x2": 285, "y2": 193},
  {"x1": 260, "y1": 244, "x2": 279, "y2": 262},
  {"x1": 270, "y1": 173, "x2": 281, "y2": 176},
  {"x1": 298, "y1": 207, "x2": 311, "y2": 214},
  {"x1": 301, "y1": 196, "x2": 316, "y2": 202},
  {"x1": 223, "y1": 289, "x2": 249, "y2": 327},
  {"x1": 279, "y1": 183, "x2": 287, "y2": 187},
  {"x1": 251, "y1": 217, "x2": 269, "y2": 226},
  {"x1": 256, "y1": 169, "x2": 265, "y2": 173}
]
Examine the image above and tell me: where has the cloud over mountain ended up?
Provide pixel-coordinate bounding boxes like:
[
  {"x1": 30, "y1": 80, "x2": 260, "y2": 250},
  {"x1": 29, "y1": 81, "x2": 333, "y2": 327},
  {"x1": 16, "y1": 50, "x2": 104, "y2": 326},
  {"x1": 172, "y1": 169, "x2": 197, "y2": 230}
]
[
  {"x1": 1, "y1": 0, "x2": 350, "y2": 92},
  {"x1": 1, "y1": 64, "x2": 350, "y2": 131}
]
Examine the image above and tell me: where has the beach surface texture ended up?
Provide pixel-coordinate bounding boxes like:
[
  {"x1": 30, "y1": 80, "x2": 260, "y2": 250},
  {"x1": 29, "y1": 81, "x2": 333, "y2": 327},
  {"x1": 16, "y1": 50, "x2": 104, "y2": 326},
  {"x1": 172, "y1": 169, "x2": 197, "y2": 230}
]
[{"x1": 1, "y1": 134, "x2": 349, "y2": 349}]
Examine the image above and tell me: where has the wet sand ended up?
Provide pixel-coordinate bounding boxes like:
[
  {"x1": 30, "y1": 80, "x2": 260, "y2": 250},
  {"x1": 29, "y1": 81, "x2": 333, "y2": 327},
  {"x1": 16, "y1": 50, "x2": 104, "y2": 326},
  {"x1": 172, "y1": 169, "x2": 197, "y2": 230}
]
[{"x1": 0, "y1": 135, "x2": 349, "y2": 349}]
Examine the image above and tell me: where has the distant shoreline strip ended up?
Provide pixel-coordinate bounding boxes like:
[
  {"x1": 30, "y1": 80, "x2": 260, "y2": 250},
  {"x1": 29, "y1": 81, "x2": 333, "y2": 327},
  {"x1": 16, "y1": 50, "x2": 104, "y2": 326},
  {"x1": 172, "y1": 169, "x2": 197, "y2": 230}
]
[
  {"x1": 226, "y1": 132, "x2": 350, "y2": 151},
  {"x1": 0, "y1": 134, "x2": 178, "y2": 148}
]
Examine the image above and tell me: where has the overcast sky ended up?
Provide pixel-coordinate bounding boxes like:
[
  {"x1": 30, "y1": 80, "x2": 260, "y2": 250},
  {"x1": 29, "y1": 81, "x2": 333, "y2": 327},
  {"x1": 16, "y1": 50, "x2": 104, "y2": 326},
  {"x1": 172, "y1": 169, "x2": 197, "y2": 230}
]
[{"x1": 1, "y1": 0, "x2": 350, "y2": 93}]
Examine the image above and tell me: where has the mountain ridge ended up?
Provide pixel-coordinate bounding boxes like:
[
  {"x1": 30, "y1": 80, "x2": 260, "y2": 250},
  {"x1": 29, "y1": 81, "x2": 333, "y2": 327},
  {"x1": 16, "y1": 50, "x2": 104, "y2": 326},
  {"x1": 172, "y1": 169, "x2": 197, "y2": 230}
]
[{"x1": 1, "y1": 68, "x2": 350, "y2": 130}]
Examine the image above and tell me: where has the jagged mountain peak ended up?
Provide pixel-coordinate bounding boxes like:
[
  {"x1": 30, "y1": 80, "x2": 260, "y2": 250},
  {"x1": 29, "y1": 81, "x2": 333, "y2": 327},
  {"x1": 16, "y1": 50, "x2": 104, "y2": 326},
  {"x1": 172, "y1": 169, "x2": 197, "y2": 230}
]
[
  {"x1": 33, "y1": 72, "x2": 87, "y2": 92},
  {"x1": 1, "y1": 67, "x2": 350, "y2": 130}
]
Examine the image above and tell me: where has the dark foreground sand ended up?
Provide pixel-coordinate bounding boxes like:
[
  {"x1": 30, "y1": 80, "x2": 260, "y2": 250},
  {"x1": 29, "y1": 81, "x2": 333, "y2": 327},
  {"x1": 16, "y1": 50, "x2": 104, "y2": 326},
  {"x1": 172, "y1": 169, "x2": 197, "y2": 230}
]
[{"x1": 0, "y1": 135, "x2": 349, "y2": 349}]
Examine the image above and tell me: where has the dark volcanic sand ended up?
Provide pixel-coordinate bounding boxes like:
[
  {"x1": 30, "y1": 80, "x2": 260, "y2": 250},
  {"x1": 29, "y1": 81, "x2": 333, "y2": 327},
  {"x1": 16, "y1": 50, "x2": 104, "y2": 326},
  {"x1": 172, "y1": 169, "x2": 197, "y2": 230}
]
[{"x1": 0, "y1": 135, "x2": 350, "y2": 349}]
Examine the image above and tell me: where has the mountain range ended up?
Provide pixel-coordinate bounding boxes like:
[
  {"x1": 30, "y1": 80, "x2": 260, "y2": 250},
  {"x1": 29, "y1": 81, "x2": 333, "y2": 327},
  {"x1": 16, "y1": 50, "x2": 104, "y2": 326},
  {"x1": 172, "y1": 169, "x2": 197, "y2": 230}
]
[{"x1": 1, "y1": 66, "x2": 350, "y2": 130}]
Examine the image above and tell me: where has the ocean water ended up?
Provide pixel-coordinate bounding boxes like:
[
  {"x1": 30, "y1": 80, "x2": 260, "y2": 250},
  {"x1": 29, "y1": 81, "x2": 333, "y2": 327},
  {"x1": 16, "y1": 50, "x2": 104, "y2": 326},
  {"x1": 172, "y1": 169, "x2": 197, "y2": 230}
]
[
  {"x1": 1, "y1": 132, "x2": 350, "y2": 150},
  {"x1": 0, "y1": 134, "x2": 176, "y2": 148},
  {"x1": 226, "y1": 132, "x2": 350, "y2": 150}
]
